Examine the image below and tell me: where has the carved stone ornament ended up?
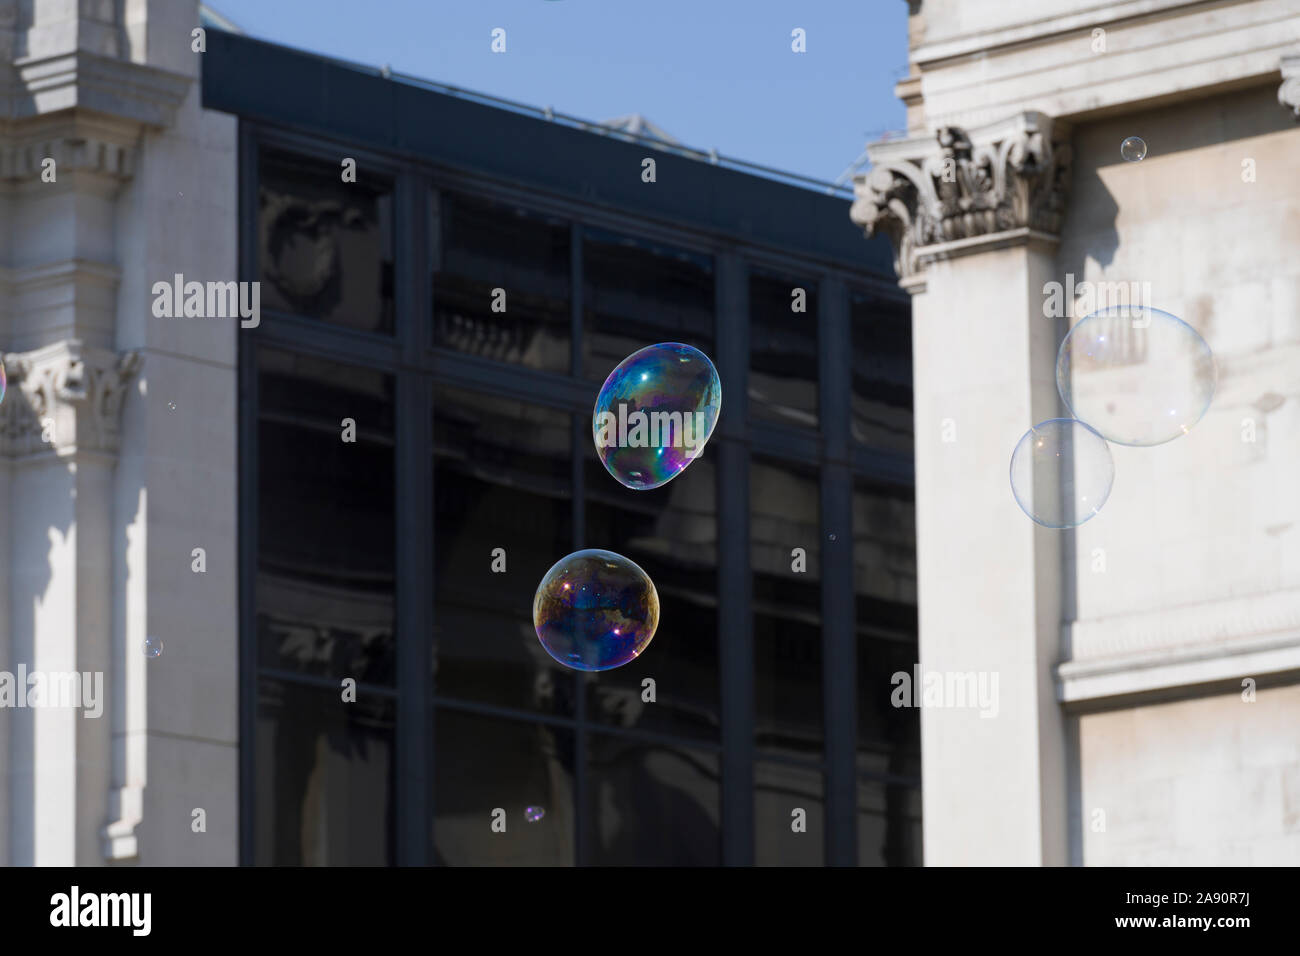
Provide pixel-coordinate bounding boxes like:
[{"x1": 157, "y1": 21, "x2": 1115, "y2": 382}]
[
  {"x1": 851, "y1": 112, "x2": 1072, "y2": 281},
  {"x1": 0, "y1": 341, "x2": 141, "y2": 457}
]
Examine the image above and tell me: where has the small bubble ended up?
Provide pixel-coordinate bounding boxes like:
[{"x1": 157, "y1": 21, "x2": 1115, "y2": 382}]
[
  {"x1": 144, "y1": 636, "x2": 163, "y2": 659},
  {"x1": 525, "y1": 806, "x2": 545, "y2": 823},
  {"x1": 1120, "y1": 136, "x2": 1147, "y2": 162},
  {"x1": 828, "y1": 534, "x2": 837, "y2": 541},
  {"x1": 167, "y1": 402, "x2": 176, "y2": 411}
]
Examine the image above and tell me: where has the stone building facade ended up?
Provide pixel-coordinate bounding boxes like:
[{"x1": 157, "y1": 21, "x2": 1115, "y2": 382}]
[
  {"x1": 853, "y1": 0, "x2": 1300, "y2": 864},
  {"x1": 0, "y1": 0, "x2": 238, "y2": 864}
]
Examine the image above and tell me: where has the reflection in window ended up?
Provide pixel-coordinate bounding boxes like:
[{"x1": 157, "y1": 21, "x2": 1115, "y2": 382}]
[
  {"x1": 433, "y1": 709, "x2": 575, "y2": 866},
  {"x1": 584, "y1": 455, "x2": 719, "y2": 740},
  {"x1": 750, "y1": 270, "x2": 819, "y2": 427},
  {"x1": 582, "y1": 228, "x2": 714, "y2": 381},
  {"x1": 853, "y1": 478, "x2": 919, "y2": 779},
  {"x1": 433, "y1": 387, "x2": 574, "y2": 715},
  {"x1": 851, "y1": 291, "x2": 913, "y2": 453},
  {"x1": 255, "y1": 679, "x2": 395, "y2": 865},
  {"x1": 751, "y1": 458, "x2": 822, "y2": 758},
  {"x1": 859, "y1": 778, "x2": 922, "y2": 866},
  {"x1": 434, "y1": 193, "x2": 570, "y2": 372},
  {"x1": 755, "y1": 761, "x2": 824, "y2": 866},
  {"x1": 258, "y1": 149, "x2": 394, "y2": 333},
  {"x1": 586, "y1": 734, "x2": 720, "y2": 865},
  {"x1": 257, "y1": 348, "x2": 395, "y2": 684}
]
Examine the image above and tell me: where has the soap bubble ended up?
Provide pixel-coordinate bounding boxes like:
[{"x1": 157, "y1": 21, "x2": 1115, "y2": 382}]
[
  {"x1": 533, "y1": 548, "x2": 659, "y2": 672},
  {"x1": 144, "y1": 636, "x2": 164, "y2": 659},
  {"x1": 593, "y1": 343, "x2": 721, "y2": 490},
  {"x1": 0, "y1": 362, "x2": 6, "y2": 406},
  {"x1": 1009, "y1": 419, "x2": 1114, "y2": 528},
  {"x1": 525, "y1": 806, "x2": 545, "y2": 823},
  {"x1": 167, "y1": 402, "x2": 176, "y2": 411},
  {"x1": 1120, "y1": 136, "x2": 1147, "y2": 162},
  {"x1": 1057, "y1": 305, "x2": 1216, "y2": 446}
]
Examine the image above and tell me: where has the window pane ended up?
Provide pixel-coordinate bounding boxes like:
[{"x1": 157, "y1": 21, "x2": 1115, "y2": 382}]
[
  {"x1": 254, "y1": 678, "x2": 395, "y2": 865},
  {"x1": 752, "y1": 458, "x2": 822, "y2": 758},
  {"x1": 434, "y1": 193, "x2": 570, "y2": 372},
  {"x1": 433, "y1": 708, "x2": 575, "y2": 866},
  {"x1": 854, "y1": 479, "x2": 920, "y2": 777},
  {"x1": 859, "y1": 779, "x2": 922, "y2": 866},
  {"x1": 755, "y1": 761, "x2": 824, "y2": 866},
  {"x1": 584, "y1": 455, "x2": 719, "y2": 740},
  {"x1": 258, "y1": 149, "x2": 394, "y2": 333},
  {"x1": 749, "y1": 269, "x2": 818, "y2": 427},
  {"x1": 582, "y1": 227, "x2": 714, "y2": 380},
  {"x1": 585, "y1": 733, "x2": 720, "y2": 865},
  {"x1": 433, "y1": 387, "x2": 575, "y2": 715},
  {"x1": 257, "y1": 348, "x2": 395, "y2": 684},
  {"x1": 851, "y1": 291, "x2": 913, "y2": 453}
]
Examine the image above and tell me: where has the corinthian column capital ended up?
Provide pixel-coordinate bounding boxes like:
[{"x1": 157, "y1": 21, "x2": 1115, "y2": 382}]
[
  {"x1": 1, "y1": 340, "x2": 141, "y2": 459},
  {"x1": 850, "y1": 112, "x2": 1072, "y2": 289}
]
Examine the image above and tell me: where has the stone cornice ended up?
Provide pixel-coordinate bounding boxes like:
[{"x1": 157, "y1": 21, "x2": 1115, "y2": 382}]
[
  {"x1": 910, "y1": 0, "x2": 1230, "y2": 67},
  {"x1": 0, "y1": 340, "x2": 141, "y2": 459},
  {"x1": 1057, "y1": 587, "x2": 1300, "y2": 707},
  {"x1": 0, "y1": 49, "x2": 191, "y2": 128},
  {"x1": 909, "y1": 0, "x2": 1300, "y2": 133},
  {"x1": 850, "y1": 111, "x2": 1071, "y2": 285}
]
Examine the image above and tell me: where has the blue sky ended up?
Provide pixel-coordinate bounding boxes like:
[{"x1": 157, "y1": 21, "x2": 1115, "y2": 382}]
[{"x1": 206, "y1": 0, "x2": 909, "y2": 184}]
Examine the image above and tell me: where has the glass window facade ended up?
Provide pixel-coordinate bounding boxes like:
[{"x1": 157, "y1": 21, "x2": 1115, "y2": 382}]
[
  {"x1": 433, "y1": 193, "x2": 571, "y2": 372},
  {"x1": 243, "y1": 137, "x2": 918, "y2": 866},
  {"x1": 749, "y1": 269, "x2": 819, "y2": 427},
  {"x1": 257, "y1": 150, "x2": 395, "y2": 334}
]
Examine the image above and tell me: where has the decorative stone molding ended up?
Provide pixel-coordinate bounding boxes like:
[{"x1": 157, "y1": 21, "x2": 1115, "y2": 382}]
[
  {"x1": 0, "y1": 133, "x2": 135, "y2": 182},
  {"x1": 0, "y1": 340, "x2": 141, "y2": 458},
  {"x1": 1280, "y1": 55, "x2": 1300, "y2": 120},
  {"x1": 851, "y1": 111, "x2": 1071, "y2": 284},
  {"x1": 1057, "y1": 588, "x2": 1300, "y2": 707},
  {"x1": 2, "y1": 51, "x2": 192, "y2": 127}
]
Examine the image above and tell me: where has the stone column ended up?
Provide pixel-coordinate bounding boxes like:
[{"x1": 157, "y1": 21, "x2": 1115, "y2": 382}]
[{"x1": 851, "y1": 112, "x2": 1073, "y2": 865}]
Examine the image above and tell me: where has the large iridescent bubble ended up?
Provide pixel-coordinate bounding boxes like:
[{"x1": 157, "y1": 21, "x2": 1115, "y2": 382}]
[
  {"x1": 0, "y1": 360, "x2": 6, "y2": 406},
  {"x1": 532, "y1": 549, "x2": 660, "y2": 672},
  {"x1": 593, "y1": 343, "x2": 721, "y2": 491},
  {"x1": 1057, "y1": 305, "x2": 1216, "y2": 446}
]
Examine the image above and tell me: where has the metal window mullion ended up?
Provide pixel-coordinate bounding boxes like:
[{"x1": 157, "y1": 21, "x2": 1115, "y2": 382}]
[
  {"x1": 395, "y1": 166, "x2": 433, "y2": 866},
  {"x1": 819, "y1": 277, "x2": 857, "y2": 865},
  {"x1": 237, "y1": 119, "x2": 261, "y2": 866},
  {"x1": 716, "y1": 251, "x2": 753, "y2": 865}
]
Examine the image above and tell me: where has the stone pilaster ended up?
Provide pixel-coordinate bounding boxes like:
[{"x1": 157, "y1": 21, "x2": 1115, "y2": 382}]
[{"x1": 850, "y1": 113, "x2": 1072, "y2": 865}]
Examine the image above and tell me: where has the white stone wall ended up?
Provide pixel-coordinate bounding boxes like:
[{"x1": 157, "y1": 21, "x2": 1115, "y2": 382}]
[{"x1": 1079, "y1": 684, "x2": 1300, "y2": 864}]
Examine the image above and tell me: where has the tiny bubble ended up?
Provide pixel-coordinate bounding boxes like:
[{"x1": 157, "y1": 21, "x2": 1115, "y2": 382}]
[
  {"x1": 525, "y1": 806, "x2": 545, "y2": 823},
  {"x1": 144, "y1": 636, "x2": 163, "y2": 659}
]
